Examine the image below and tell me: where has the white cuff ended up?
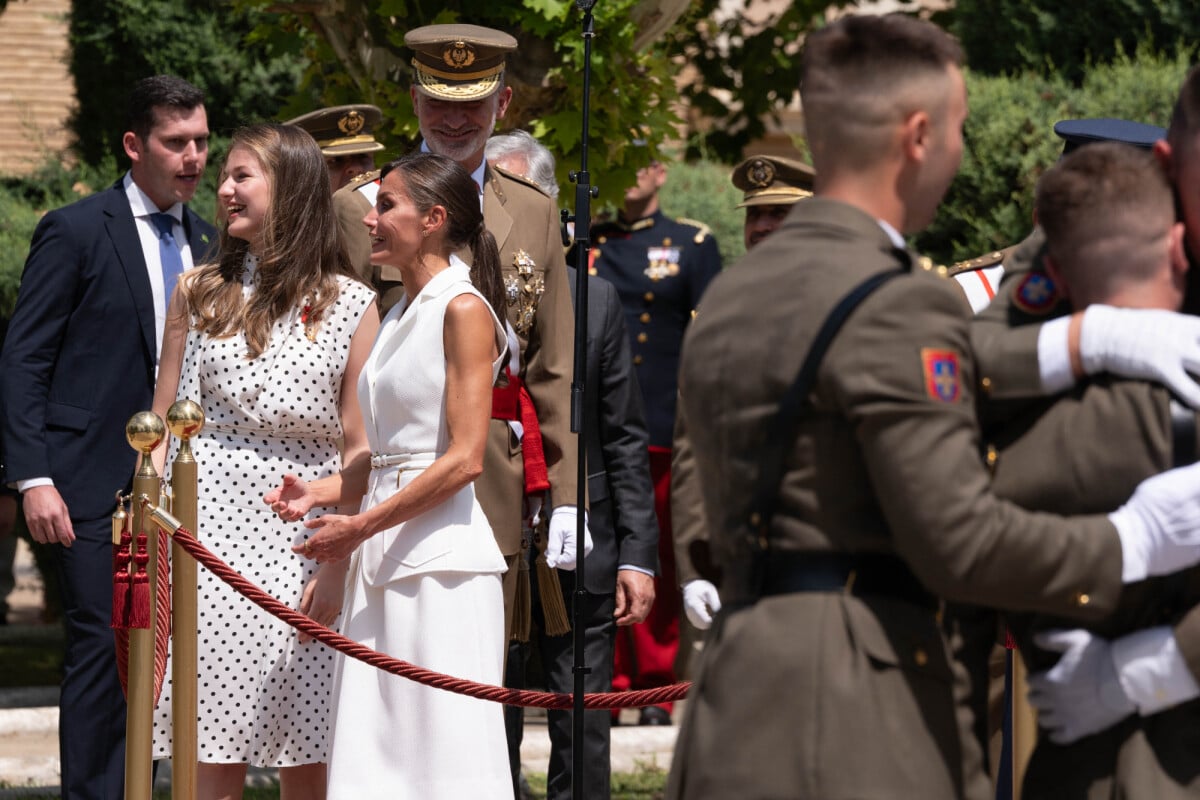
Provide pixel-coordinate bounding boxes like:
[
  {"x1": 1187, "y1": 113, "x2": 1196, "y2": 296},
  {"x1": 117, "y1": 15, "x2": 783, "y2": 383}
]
[
  {"x1": 17, "y1": 477, "x2": 54, "y2": 493},
  {"x1": 1038, "y1": 315, "x2": 1075, "y2": 394},
  {"x1": 618, "y1": 564, "x2": 654, "y2": 577},
  {"x1": 1109, "y1": 506, "x2": 1150, "y2": 584},
  {"x1": 1112, "y1": 626, "x2": 1200, "y2": 715}
]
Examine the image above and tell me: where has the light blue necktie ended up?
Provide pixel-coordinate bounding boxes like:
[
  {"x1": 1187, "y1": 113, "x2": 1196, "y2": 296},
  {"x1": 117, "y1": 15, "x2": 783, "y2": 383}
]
[{"x1": 150, "y1": 212, "x2": 184, "y2": 310}]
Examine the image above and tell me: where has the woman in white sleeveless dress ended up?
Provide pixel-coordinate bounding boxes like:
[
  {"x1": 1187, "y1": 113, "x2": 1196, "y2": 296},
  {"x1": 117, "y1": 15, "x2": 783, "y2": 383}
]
[
  {"x1": 149, "y1": 124, "x2": 380, "y2": 800},
  {"x1": 265, "y1": 152, "x2": 513, "y2": 799}
]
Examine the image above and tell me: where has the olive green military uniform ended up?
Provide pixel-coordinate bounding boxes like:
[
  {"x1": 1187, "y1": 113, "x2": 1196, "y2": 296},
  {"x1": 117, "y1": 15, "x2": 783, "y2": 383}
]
[
  {"x1": 969, "y1": 226, "x2": 1200, "y2": 798},
  {"x1": 670, "y1": 155, "x2": 816, "y2": 591},
  {"x1": 332, "y1": 162, "x2": 578, "y2": 641},
  {"x1": 666, "y1": 198, "x2": 1123, "y2": 800}
]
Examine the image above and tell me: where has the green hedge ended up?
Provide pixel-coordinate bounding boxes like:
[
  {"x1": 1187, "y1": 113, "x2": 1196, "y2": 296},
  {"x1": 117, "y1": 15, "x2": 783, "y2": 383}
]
[{"x1": 915, "y1": 42, "x2": 1193, "y2": 264}]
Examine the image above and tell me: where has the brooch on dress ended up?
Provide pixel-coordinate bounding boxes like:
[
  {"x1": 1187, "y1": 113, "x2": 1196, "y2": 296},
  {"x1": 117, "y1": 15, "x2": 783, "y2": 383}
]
[
  {"x1": 300, "y1": 301, "x2": 320, "y2": 342},
  {"x1": 504, "y1": 250, "x2": 544, "y2": 335}
]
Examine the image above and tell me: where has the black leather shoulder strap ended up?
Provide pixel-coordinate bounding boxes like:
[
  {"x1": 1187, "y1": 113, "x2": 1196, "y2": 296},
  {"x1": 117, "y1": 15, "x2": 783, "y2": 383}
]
[{"x1": 746, "y1": 268, "x2": 905, "y2": 544}]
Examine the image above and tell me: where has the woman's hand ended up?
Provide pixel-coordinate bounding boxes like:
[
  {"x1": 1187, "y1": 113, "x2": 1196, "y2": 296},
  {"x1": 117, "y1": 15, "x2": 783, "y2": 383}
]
[
  {"x1": 292, "y1": 513, "x2": 370, "y2": 563},
  {"x1": 265, "y1": 474, "x2": 315, "y2": 522},
  {"x1": 297, "y1": 560, "x2": 348, "y2": 644}
]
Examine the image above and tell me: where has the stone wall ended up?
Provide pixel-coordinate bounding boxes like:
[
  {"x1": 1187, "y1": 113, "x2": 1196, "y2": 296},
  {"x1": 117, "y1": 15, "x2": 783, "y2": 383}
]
[{"x1": 0, "y1": 0, "x2": 74, "y2": 176}]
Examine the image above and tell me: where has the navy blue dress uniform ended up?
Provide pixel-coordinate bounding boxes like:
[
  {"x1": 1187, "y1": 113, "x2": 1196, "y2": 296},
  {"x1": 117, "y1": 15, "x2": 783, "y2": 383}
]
[
  {"x1": 588, "y1": 211, "x2": 722, "y2": 449},
  {"x1": 589, "y1": 209, "x2": 721, "y2": 713}
]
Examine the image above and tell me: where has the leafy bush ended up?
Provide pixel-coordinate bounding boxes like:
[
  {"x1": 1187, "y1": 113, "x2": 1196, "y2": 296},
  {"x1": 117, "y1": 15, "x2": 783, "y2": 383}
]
[
  {"x1": 915, "y1": 42, "x2": 1193, "y2": 264},
  {"x1": 69, "y1": 0, "x2": 305, "y2": 166},
  {"x1": 657, "y1": 159, "x2": 747, "y2": 269}
]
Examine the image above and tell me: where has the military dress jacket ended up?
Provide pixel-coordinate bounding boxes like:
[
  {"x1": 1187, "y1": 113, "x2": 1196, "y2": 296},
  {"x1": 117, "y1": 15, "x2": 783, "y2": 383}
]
[
  {"x1": 988, "y1": 377, "x2": 1200, "y2": 799},
  {"x1": 333, "y1": 162, "x2": 578, "y2": 556},
  {"x1": 971, "y1": 226, "x2": 1200, "y2": 681},
  {"x1": 666, "y1": 198, "x2": 1122, "y2": 800},
  {"x1": 588, "y1": 210, "x2": 722, "y2": 448}
]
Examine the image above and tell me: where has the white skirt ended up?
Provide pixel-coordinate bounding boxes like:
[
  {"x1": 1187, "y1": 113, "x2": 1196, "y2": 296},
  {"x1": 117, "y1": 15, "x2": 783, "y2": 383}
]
[{"x1": 326, "y1": 560, "x2": 513, "y2": 800}]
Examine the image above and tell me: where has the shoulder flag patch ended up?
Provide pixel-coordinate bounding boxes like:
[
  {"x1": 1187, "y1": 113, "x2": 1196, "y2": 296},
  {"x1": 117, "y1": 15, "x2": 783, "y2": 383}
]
[
  {"x1": 1011, "y1": 272, "x2": 1059, "y2": 315},
  {"x1": 921, "y1": 348, "x2": 962, "y2": 403}
]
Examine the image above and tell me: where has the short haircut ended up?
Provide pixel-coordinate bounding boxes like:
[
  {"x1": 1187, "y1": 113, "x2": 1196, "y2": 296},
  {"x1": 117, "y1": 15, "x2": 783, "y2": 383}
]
[
  {"x1": 1036, "y1": 141, "x2": 1175, "y2": 305},
  {"x1": 800, "y1": 14, "x2": 963, "y2": 173},
  {"x1": 127, "y1": 75, "x2": 205, "y2": 141},
  {"x1": 485, "y1": 130, "x2": 559, "y2": 198}
]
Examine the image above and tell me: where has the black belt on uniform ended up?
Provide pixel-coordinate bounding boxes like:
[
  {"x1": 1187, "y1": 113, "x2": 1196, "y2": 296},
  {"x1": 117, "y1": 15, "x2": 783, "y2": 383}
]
[{"x1": 759, "y1": 551, "x2": 939, "y2": 610}]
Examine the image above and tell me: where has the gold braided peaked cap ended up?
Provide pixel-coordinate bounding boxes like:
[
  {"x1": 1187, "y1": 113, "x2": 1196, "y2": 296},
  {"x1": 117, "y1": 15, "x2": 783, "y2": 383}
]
[
  {"x1": 285, "y1": 105, "x2": 386, "y2": 157},
  {"x1": 405, "y1": 24, "x2": 518, "y2": 102},
  {"x1": 732, "y1": 155, "x2": 816, "y2": 208}
]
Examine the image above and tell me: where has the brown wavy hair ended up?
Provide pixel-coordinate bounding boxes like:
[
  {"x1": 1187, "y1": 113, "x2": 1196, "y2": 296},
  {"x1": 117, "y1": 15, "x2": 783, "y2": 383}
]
[
  {"x1": 182, "y1": 123, "x2": 357, "y2": 358},
  {"x1": 379, "y1": 152, "x2": 508, "y2": 344}
]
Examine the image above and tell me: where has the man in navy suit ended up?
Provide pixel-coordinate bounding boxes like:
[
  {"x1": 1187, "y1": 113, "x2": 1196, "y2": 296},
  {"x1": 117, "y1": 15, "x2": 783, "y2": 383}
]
[{"x1": 0, "y1": 74, "x2": 213, "y2": 800}]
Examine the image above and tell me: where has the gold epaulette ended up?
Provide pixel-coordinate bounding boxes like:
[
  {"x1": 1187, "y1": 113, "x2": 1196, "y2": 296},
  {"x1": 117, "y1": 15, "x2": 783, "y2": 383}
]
[
  {"x1": 347, "y1": 168, "x2": 381, "y2": 191},
  {"x1": 676, "y1": 217, "x2": 712, "y2": 244},
  {"x1": 948, "y1": 246, "x2": 1015, "y2": 277},
  {"x1": 491, "y1": 163, "x2": 553, "y2": 198},
  {"x1": 917, "y1": 256, "x2": 950, "y2": 278}
]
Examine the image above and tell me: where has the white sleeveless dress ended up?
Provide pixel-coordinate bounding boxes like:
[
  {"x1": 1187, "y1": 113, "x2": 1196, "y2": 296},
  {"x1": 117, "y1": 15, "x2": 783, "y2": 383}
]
[
  {"x1": 152, "y1": 256, "x2": 375, "y2": 767},
  {"x1": 326, "y1": 258, "x2": 512, "y2": 799}
]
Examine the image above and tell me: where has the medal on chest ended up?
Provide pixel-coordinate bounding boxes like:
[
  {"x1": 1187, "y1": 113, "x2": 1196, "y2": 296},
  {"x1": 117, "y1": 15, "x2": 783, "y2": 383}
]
[
  {"x1": 504, "y1": 250, "x2": 544, "y2": 335},
  {"x1": 644, "y1": 238, "x2": 681, "y2": 281}
]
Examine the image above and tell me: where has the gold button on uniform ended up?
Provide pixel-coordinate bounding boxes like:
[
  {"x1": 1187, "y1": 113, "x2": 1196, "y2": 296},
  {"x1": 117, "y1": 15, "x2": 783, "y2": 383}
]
[
  {"x1": 637, "y1": 332, "x2": 648, "y2": 343},
  {"x1": 640, "y1": 312, "x2": 651, "y2": 324},
  {"x1": 980, "y1": 376, "x2": 993, "y2": 393},
  {"x1": 913, "y1": 648, "x2": 928, "y2": 667},
  {"x1": 644, "y1": 291, "x2": 655, "y2": 302},
  {"x1": 1073, "y1": 592, "x2": 1090, "y2": 607},
  {"x1": 633, "y1": 355, "x2": 643, "y2": 365}
]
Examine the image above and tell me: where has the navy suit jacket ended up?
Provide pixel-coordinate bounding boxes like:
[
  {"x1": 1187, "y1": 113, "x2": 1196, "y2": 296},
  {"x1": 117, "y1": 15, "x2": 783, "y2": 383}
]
[
  {"x1": 567, "y1": 267, "x2": 658, "y2": 594},
  {"x1": 1, "y1": 180, "x2": 215, "y2": 522}
]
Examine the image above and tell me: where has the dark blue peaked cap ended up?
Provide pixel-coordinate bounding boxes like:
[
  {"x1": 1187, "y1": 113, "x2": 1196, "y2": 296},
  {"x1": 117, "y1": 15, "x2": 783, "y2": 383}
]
[{"x1": 1053, "y1": 118, "x2": 1166, "y2": 154}]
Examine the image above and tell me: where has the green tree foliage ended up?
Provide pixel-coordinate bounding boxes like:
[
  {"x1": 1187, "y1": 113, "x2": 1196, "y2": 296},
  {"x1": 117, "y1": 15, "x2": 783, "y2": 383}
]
[
  {"x1": 68, "y1": 0, "x2": 307, "y2": 165},
  {"x1": 915, "y1": 42, "x2": 1193, "y2": 264},
  {"x1": 236, "y1": 0, "x2": 682, "y2": 201},
  {"x1": 942, "y1": 0, "x2": 1199, "y2": 85},
  {"x1": 660, "y1": 0, "x2": 839, "y2": 162}
]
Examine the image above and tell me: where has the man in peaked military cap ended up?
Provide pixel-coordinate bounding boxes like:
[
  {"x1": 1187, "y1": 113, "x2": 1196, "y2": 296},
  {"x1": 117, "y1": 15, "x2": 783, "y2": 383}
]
[
  {"x1": 286, "y1": 104, "x2": 385, "y2": 192},
  {"x1": 589, "y1": 155, "x2": 722, "y2": 725},
  {"x1": 330, "y1": 23, "x2": 585, "y2": 663},
  {"x1": 731, "y1": 154, "x2": 815, "y2": 249},
  {"x1": 673, "y1": 154, "x2": 814, "y2": 637}
]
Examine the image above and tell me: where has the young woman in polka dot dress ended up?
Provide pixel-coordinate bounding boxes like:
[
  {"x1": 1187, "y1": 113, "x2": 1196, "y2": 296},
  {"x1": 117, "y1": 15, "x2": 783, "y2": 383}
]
[
  {"x1": 265, "y1": 152, "x2": 512, "y2": 798},
  {"x1": 148, "y1": 123, "x2": 380, "y2": 800}
]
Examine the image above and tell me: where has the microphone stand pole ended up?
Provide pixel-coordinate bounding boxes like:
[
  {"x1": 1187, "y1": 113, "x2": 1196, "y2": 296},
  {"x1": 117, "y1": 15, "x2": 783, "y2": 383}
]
[{"x1": 564, "y1": 2, "x2": 599, "y2": 798}]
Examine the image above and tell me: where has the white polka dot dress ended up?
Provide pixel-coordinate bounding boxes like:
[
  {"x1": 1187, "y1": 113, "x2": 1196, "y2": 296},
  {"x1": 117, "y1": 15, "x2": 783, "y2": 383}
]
[{"x1": 152, "y1": 257, "x2": 375, "y2": 768}]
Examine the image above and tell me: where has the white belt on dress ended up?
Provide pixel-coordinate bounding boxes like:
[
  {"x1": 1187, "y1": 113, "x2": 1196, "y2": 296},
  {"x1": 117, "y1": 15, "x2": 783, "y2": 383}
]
[{"x1": 369, "y1": 451, "x2": 441, "y2": 470}]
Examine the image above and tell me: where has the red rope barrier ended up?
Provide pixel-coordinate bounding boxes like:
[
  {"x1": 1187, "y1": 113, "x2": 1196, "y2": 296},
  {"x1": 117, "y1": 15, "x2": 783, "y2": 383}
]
[{"x1": 170, "y1": 527, "x2": 690, "y2": 710}]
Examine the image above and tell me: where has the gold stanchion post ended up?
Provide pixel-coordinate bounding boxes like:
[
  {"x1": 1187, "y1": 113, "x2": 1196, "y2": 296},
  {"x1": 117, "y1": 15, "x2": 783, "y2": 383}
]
[
  {"x1": 125, "y1": 411, "x2": 166, "y2": 800},
  {"x1": 167, "y1": 400, "x2": 204, "y2": 800}
]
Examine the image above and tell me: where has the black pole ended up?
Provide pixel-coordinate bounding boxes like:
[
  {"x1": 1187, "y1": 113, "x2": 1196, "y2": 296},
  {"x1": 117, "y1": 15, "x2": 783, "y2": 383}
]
[{"x1": 566, "y1": 3, "x2": 599, "y2": 799}]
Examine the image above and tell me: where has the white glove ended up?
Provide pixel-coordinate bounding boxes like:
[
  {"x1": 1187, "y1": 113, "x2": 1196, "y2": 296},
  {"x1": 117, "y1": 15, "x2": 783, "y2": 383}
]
[
  {"x1": 1079, "y1": 305, "x2": 1200, "y2": 408},
  {"x1": 682, "y1": 580, "x2": 722, "y2": 630},
  {"x1": 1109, "y1": 460, "x2": 1200, "y2": 582},
  {"x1": 1110, "y1": 625, "x2": 1200, "y2": 715},
  {"x1": 1028, "y1": 629, "x2": 1135, "y2": 744},
  {"x1": 546, "y1": 505, "x2": 593, "y2": 571}
]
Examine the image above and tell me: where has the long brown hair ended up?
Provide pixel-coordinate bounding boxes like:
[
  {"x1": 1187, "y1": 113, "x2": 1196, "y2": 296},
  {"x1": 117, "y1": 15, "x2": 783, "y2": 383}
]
[
  {"x1": 183, "y1": 123, "x2": 356, "y2": 358},
  {"x1": 379, "y1": 152, "x2": 507, "y2": 326}
]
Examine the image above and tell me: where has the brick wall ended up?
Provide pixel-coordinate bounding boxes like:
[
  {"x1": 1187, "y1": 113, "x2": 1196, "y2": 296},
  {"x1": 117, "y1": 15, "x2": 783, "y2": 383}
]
[{"x1": 0, "y1": 0, "x2": 74, "y2": 176}]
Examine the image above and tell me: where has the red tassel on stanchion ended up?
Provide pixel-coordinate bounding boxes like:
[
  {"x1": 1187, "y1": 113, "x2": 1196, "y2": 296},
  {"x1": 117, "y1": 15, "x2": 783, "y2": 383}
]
[
  {"x1": 129, "y1": 530, "x2": 151, "y2": 629},
  {"x1": 111, "y1": 497, "x2": 132, "y2": 630}
]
